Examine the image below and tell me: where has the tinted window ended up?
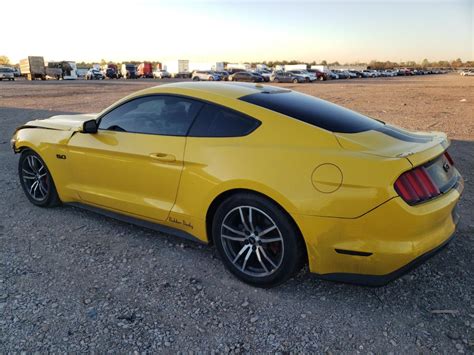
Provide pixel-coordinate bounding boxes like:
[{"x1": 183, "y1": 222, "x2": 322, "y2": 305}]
[
  {"x1": 99, "y1": 95, "x2": 203, "y2": 136},
  {"x1": 240, "y1": 91, "x2": 383, "y2": 133},
  {"x1": 188, "y1": 104, "x2": 260, "y2": 137}
]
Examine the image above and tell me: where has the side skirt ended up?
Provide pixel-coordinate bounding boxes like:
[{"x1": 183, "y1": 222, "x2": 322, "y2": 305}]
[{"x1": 68, "y1": 202, "x2": 207, "y2": 245}]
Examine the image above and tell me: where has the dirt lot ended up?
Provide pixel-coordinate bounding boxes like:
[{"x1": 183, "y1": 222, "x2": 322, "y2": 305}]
[{"x1": 0, "y1": 75, "x2": 473, "y2": 353}]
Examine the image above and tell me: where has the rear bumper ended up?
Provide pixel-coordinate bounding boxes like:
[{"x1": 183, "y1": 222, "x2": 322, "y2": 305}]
[
  {"x1": 294, "y1": 178, "x2": 463, "y2": 286},
  {"x1": 316, "y1": 224, "x2": 458, "y2": 286}
]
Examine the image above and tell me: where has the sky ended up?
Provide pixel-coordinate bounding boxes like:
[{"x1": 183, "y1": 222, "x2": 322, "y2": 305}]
[{"x1": 2, "y1": 0, "x2": 473, "y2": 64}]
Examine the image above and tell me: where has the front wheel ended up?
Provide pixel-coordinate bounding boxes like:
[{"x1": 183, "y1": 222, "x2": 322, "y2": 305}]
[
  {"x1": 18, "y1": 150, "x2": 61, "y2": 207},
  {"x1": 212, "y1": 193, "x2": 306, "y2": 288},
  {"x1": 293, "y1": 78, "x2": 298, "y2": 84}
]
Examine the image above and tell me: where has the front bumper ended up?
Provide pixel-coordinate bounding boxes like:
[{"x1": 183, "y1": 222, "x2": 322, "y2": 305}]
[{"x1": 293, "y1": 178, "x2": 463, "y2": 286}]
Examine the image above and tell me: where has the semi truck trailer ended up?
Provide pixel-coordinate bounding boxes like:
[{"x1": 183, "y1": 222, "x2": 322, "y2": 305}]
[{"x1": 20, "y1": 56, "x2": 46, "y2": 80}]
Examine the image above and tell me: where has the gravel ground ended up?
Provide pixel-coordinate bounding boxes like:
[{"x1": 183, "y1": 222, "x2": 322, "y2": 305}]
[{"x1": 0, "y1": 75, "x2": 473, "y2": 353}]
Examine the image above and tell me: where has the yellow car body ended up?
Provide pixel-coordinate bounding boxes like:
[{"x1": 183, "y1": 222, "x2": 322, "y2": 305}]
[{"x1": 11, "y1": 82, "x2": 463, "y2": 286}]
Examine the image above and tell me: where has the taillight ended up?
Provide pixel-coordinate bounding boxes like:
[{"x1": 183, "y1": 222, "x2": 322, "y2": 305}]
[
  {"x1": 395, "y1": 166, "x2": 440, "y2": 205},
  {"x1": 444, "y1": 151, "x2": 454, "y2": 166}
]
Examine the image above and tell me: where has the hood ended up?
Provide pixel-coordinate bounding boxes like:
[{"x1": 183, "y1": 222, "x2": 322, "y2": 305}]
[
  {"x1": 334, "y1": 124, "x2": 449, "y2": 167},
  {"x1": 20, "y1": 113, "x2": 98, "y2": 131}
]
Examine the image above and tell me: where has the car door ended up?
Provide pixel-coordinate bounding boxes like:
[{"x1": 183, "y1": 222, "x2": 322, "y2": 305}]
[
  {"x1": 67, "y1": 95, "x2": 203, "y2": 221},
  {"x1": 243, "y1": 73, "x2": 252, "y2": 82}
]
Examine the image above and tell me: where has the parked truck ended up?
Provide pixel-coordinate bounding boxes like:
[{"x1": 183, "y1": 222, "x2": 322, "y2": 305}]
[
  {"x1": 101, "y1": 63, "x2": 120, "y2": 79},
  {"x1": 45, "y1": 62, "x2": 63, "y2": 80},
  {"x1": 227, "y1": 63, "x2": 251, "y2": 70},
  {"x1": 163, "y1": 60, "x2": 191, "y2": 78},
  {"x1": 61, "y1": 61, "x2": 78, "y2": 80},
  {"x1": 46, "y1": 61, "x2": 77, "y2": 80},
  {"x1": 121, "y1": 63, "x2": 137, "y2": 79},
  {"x1": 214, "y1": 62, "x2": 225, "y2": 72},
  {"x1": 137, "y1": 62, "x2": 153, "y2": 78},
  {"x1": 310, "y1": 65, "x2": 329, "y2": 73},
  {"x1": 284, "y1": 64, "x2": 308, "y2": 71},
  {"x1": 20, "y1": 56, "x2": 46, "y2": 80}
]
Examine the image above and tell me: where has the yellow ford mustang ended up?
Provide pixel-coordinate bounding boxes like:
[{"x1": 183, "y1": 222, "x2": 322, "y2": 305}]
[{"x1": 11, "y1": 82, "x2": 463, "y2": 287}]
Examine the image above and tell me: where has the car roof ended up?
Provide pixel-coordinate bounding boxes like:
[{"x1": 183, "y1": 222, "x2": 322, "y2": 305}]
[{"x1": 139, "y1": 82, "x2": 282, "y2": 99}]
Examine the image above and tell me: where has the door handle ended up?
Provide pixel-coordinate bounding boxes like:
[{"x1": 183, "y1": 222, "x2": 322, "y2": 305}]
[{"x1": 149, "y1": 153, "x2": 176, "y2": 162}]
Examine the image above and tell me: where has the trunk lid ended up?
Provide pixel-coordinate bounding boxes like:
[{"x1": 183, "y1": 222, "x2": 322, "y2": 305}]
[{"x1": 334, "y1": 124, "x2": 449, "y2": 167}]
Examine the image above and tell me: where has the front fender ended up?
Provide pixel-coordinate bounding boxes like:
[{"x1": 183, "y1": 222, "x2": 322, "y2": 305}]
[{"x1": 13, "y1": 128, "x2": 77, "y2": 202}]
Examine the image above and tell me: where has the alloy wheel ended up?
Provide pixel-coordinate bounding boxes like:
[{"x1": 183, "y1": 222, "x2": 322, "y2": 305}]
[
  {"x1": 21, "y1": 155, "x2": 49, "y2": 201},
  {"x1": 220, "y1": 206, "x2": 284, "y2": 277}
]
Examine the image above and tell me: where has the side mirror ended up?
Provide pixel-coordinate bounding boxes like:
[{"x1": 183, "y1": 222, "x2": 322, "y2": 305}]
[{"x1": 82, "y1": 119, "x2": 98, "y2": 134}]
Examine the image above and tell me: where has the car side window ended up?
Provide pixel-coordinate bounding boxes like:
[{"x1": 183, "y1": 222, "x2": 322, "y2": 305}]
[
  {"x1": 98, "y1": 95, "x2": 203, "y2": 136},
  {"x1": 188, "y1": 104, "x2": 261, "y2": 137}
]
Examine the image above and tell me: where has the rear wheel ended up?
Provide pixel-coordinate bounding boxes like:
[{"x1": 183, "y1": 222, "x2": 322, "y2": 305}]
[
  {"x1": 18, "y1": 150, "x2": 61, "y2": 207},
  {"x1": 193, "y1": 76, "x2": 200, "y2": 81},
  {"x1": 212, "y1": 193, "x2": 305, "y2": 288}
]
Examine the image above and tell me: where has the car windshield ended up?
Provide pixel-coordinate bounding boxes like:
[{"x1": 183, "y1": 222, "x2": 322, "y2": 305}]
[{"x1": 240, "y1": 90, "x2": 383, "y2": 133}]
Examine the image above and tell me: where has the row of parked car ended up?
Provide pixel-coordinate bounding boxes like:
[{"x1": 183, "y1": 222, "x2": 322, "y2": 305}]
[
  {"x1": 0, "y1": 62, "x2": 453, "y2": 83},
  {"x1": 188, "y1": 67, "x2": 448, "y2": 83}
]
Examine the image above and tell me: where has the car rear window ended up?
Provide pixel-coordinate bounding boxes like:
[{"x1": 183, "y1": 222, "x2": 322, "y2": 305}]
[
  {"x1": 188, "y1": 103, "x2": 261, "y2": 137},
  {"x1": 240, "y1": 91, "x2": 383, "y2": 133}
]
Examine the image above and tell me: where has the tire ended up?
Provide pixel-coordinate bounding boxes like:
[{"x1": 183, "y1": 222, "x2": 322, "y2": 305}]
[
  {"x1": 212, "y1": 192, "x2": 306, "y2": 288},
  {"x1": 193, "y1": 76, "x2": 200, "y2": 81},
  {"x1": 293, "y1": 78, "x2": 298, "y2": 84},
  {"x1": 274, "y1": 78, "x2": 279, "y2": 83},
  {"x1": 18, "y1": 149, "x2": 61, "y2": 207}
]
